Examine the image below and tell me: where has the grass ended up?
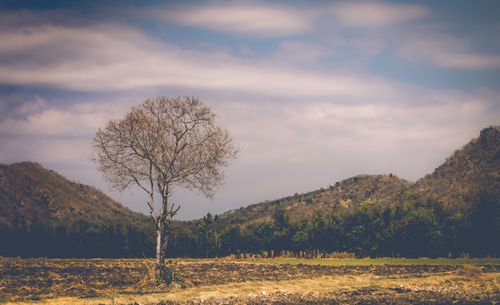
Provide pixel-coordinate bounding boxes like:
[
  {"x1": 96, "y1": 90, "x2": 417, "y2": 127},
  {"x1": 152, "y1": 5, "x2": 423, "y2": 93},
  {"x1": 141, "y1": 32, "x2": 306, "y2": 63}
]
[
  {"x1": 5, "y1": 267, "x2": 499, "y2": 305},
  {"x1": 1, "y1": 257, "x2": 499, "y2": 304},
  {"x1": 249, "y1": 257, "x2": 500, "y2": 266}
]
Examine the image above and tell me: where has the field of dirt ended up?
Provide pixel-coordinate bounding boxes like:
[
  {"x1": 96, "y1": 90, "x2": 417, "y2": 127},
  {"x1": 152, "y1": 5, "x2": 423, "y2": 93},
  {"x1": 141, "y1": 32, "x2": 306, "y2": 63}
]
[
  {"x1": 1, "y1": 258, "x2": 499, "y2": 304},
  {"x1": 159, "y1": 288, "x2": 499, "y2": 305}
]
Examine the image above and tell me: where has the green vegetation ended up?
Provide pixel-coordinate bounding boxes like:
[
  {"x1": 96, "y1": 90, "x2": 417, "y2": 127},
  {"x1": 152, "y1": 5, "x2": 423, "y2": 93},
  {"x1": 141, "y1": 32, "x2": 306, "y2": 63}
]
[
  {"x1": 0, "y1": 126, "x2": 499, "y2": 259},
  {"x1": 166, "y1": 126, "x2": 500, "y2": 259},
  {"x1": 216, "y1": 174, "x2": 411, "y2": 227},
  {"x1": 252, "y1": 257, "x2": 500, "y2": 266},
  {"x1": 0, "y1": 162, "x2": 154, "y2": 258},
  {"x1": 168, "y1": 188, "x2": 499, "y2": 258}
]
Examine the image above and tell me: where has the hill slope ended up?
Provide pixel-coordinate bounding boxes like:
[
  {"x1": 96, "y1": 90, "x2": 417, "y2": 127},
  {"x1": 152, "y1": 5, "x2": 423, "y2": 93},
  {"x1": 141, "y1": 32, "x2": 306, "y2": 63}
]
[
  {"x1": 0, "y1": 161, "x2": 147, "y2": 230},
  {"x1": 2, "y1": 126, "x2": 498, "y2": 258},
  {"x1": 0, "y1": 162, "x2": 153, "y2": 257},
  {"x1": 216, "y1": 126, "x2": 500, "y2": 226},
  {"x1": 169, "y1": 126, "x2": 499, "y2": 258},
  {"x1": 410, "y1": 126, "x2": 500, "y2": 208},
  {"x1": 220, "y1": 174, "x2": 411, "y2": 227}
]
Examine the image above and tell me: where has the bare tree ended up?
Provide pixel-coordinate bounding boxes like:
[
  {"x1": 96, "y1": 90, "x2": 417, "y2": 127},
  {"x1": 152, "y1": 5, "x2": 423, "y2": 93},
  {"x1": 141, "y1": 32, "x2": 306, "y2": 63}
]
[{"x1": 91, "y1": 96, "x2": 238, "y2": 279}]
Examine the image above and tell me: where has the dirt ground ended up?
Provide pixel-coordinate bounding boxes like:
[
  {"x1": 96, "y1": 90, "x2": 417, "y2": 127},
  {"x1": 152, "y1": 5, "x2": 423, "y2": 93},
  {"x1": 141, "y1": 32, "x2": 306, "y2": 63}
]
[{"x1": 1, "y1": 258, "x2": 499, "y2": 304}]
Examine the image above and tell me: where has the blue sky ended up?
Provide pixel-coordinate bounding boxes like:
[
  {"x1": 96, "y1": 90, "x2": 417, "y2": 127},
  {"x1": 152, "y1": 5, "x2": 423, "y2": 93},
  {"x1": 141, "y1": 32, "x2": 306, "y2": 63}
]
[{"x1": 0, "y1": 0, "x2": 499, "y2": 219}]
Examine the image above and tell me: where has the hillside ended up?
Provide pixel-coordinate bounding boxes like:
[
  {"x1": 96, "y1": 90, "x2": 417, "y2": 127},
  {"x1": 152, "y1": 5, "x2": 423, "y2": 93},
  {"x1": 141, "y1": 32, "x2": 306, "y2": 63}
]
[
  {"x1": 410, "y1": 126, "x2": 500, "y2": 209},
  {"x1": 220, "y1": 174, "x2": 411, "y2": 227},
  {"x1": 1, "y1": 126, "x2": 498, "y2": 258},
  {"x1": 0, "y1": 162, "x2": 153, "y2": 257},
  {"x1": 0, "y1": 161, "x2": 147, "y2": 230},
  {"x1": 214, "y1": 126, "x2": 500, "y2": 227},
  {"x1": 169, "y1": 126, "x2": 499, "y2": 258}
]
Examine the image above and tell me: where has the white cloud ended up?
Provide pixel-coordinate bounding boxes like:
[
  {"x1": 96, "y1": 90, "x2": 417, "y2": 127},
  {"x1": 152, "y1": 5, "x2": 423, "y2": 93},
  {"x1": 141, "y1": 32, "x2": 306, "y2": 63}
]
[
  {"x1": 272, "y1": 41, "x2": 327, "y2": 63},
  {"x1": 192, "y1": 89, "x2": 499, "y2": 213},
  {"x1": 400, "y1": 35, "x2": 500, "y2": 69},
  {"x1": 1, "y1": 3, "x2": 498, "y2": 219},
  {"x1": 0, "y1": 22, "x2": 404, "y2": 99},
  {"x1": 1, "y1": 89, "x2": 498, "y2": 219},
  {"x1": 0, "y1": 102, "x2": 123, "y2": 137},
  {"x1": 331, "y1": 1, "x2": 428, "y2": 27},
  {"x1": 0, "y1": 94, "x2": 49, "y2": 120},
  {"x1": 432, "y1": 53, "x2": 500, "y2": 69},
  {"x1": 214, "y1": 89, "x2": 499, "y2": 167},
  {"x1": 159, "y1": 3, "x2": 311, "y2": 37},
  {"x1": 349, "y1": 37, "x2": 387, "y2": 56},
  {"x1": 14, "y1": 96, "x2": 48, "y2": 116},
  {"x1": 158, "y1": 2, "x2": 428, "y2": 34}
]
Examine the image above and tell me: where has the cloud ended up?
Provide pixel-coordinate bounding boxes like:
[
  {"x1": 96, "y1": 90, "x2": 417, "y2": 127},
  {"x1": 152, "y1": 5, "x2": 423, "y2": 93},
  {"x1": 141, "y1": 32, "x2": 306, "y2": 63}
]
[
  {"x1": 199, "y1": 89, "x2": 500, "y2": 211},
  {"x1": 0, "y1": 94, "x2": 49, "y2": 121},
  {"x1": 14, "y1": 96, "x2": 48, "y2": 116},
  {"x1": 432, "y1": 53, "x2": 500, "y2": 69},
  {"x1": 158, "y1": 2, "x2": 428, "y2": 35},
  {"x1": 0, "y1": 3, "x2": 498, "y2": 219},
  {"x1": 216, "y1": 89, "x2": 498, "y2": 163},
  {"x1": 0, "y1": 22, "x2": 406, "y2": 99},
  {"x1": 331, "y1": 1, "x2": 428, "y2": 27},
  {"x1": 0, "y1": 99, "x2": 135, "y2": 185},
  {"x1": 272, "y1": 41, "x2": 327, "y2": 63},
  {"x1": 1, "y1": 88, "x2": 498, "y2": 219},
  {"x1": 400, "y1": 35, "x2": 500, "y2": 69},
  {"x1": 159, "y1": 3, "x2": 311, "y2": 37},
  {"x1": 0, "y1": 104, "x2": 109, "y2": 137}
]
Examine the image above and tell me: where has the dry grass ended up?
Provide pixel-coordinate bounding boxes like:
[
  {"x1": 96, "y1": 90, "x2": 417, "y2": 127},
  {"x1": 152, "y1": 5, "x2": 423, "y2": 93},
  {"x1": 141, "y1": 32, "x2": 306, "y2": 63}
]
[
  {"x1": 2, "y1": 257, "x2": 499, "y2": 304},
  {"x1": 251, "y1": 256, "x2": 500, "y2": 266},
  {"x1": 455, "y1": 264, "x2": 484, "y2": 277},
  {"x1": 4, "y1": 267, "x2": 499, "y2": 305}
]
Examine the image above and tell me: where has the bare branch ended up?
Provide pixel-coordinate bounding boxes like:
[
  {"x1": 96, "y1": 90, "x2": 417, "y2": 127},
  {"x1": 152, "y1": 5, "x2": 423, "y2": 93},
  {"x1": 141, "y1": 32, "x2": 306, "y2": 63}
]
[{"x1": 91, "y1": 96, "x2": 239, "y2": 276}]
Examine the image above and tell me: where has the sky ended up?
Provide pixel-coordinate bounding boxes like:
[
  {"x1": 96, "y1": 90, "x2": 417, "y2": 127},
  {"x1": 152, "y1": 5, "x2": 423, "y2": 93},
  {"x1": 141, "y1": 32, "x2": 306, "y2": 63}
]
[{"x1": 0, "y1": 0, "x2": 499, "y2": 220}]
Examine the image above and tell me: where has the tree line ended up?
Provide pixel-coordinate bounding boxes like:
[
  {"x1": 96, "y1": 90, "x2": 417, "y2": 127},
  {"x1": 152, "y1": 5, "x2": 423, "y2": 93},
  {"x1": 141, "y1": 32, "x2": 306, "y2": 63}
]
[
  {"x1": 168, "y1": 190, "x2": 499, "y2": 258},
  {"x1": 1, "y1": 190, "x2": 497, "y2": 258},
  {"x1": 0, "y1": 218, "x2": 154, "y2": 258}
]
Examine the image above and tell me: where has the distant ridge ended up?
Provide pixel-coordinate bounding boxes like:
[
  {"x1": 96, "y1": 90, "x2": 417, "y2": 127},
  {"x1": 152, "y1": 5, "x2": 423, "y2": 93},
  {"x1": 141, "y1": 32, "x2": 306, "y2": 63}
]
[
  {"x1": 219, "y1": 174, "x2": 411, "y2": 227},
  {"x1": 0, "y1": 161, "x2": 153, "y2": 257},
  {"x1": 411, "y1": 126, "x2": 500, "y2": 208},
  {"x1": 0, "y1": 161, "x2": 147, "y2": 230},
  {"x1": 1, "y1": 126, "x2": 499, "y2": 258},
  {"x1": 166, "y1": 126, "x2": 499, "y2": 258},
  {"x1": 3, "y1": 127, "x2": 498, "y2": 231},
  {"x1": 215, "y1": 126, "x2": 500, "y2": 226}
]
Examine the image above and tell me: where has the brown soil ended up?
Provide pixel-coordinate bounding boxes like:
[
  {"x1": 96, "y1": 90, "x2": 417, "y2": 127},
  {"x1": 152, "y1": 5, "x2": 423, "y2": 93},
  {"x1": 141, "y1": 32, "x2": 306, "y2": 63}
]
[
  {"x1": 1, "y1": 258, "x2": 498, "y2": 304},
  {"x1": 160, "y1": 289, "x2": 499, "y2": 305}
]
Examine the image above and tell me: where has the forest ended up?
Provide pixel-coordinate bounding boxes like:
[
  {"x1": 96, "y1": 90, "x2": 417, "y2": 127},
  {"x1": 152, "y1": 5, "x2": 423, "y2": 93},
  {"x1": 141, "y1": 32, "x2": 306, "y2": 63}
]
[
  {"x1": 1, "y1": 189, "x2": 498, "y2": 259},
  {"x1": 168, "y1": 189, "x2": 499, "y2": 258}
]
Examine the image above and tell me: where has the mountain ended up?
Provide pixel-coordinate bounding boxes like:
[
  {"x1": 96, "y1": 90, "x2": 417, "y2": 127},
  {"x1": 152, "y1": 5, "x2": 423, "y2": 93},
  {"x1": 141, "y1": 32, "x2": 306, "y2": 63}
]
[
  {"x1": 0, "y1": 161, "x2": 147, "y2": 230},
  {"x1": 168, "y1": 126, "x2": 499, "y2": 258},
  {"x1": 410, "y1": 126, "x2": 500, "y2": 210},
  {"x1": 2, "y1": 126, "x2": 499, "y2": 258},
  {"x1": 0, "y1": 161, "x2": 153, "y2": 257},
  {"x1": 219, "y1": 174, "x2": 411, "y2": 227},
  {"x1": 215, "y1": 126, "x2": 500, "y2": 227}
]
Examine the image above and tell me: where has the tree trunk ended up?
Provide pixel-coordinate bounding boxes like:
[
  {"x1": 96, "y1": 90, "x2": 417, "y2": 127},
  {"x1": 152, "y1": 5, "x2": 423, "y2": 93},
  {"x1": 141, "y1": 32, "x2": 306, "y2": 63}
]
[{"x1": 155, "y1": 227, "x2": 162, "y2": 280}]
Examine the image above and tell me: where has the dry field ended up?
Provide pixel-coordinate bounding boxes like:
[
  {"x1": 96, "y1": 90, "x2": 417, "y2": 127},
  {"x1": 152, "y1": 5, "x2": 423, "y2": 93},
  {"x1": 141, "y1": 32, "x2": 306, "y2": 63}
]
[{"x1": 0, "y1": 257, "x2": 499, "y2": 304}]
